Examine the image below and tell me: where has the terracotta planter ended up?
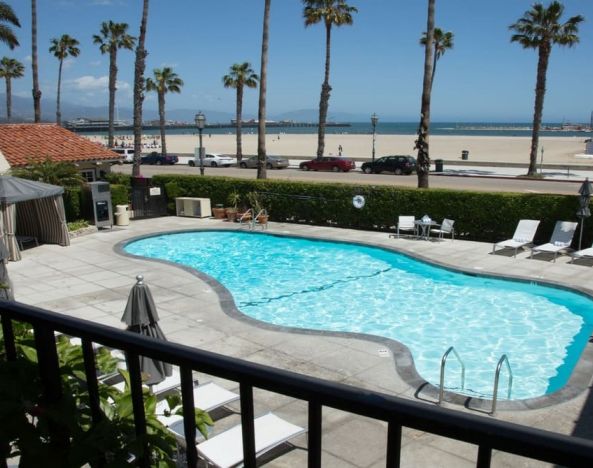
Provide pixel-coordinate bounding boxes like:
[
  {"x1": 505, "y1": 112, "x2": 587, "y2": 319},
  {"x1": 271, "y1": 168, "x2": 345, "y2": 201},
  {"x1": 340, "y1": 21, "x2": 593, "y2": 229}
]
[
  {"x1": 237, "y1": 211, "x2": 252, "y2": 223},
  {"x1": 257, "y1": 215, "x2": 269, "y2": 225},
  {"x1": 212, "y1": 207, "x2": 226, "y2": 219},
  {"x1": 226, "y1": 208, "x2": 238, "y2": 222}
]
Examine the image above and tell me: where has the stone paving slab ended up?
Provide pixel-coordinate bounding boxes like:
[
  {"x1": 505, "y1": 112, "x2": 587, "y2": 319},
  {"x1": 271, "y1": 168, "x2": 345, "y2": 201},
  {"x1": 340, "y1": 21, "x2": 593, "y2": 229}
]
[{"x1": 8, "y1": 217, "x2": 593, "y2": 467}]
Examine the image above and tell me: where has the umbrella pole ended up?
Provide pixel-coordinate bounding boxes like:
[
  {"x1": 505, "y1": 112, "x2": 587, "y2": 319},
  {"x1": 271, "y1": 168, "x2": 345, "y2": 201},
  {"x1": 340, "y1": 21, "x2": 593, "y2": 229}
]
[{"x1": 579, "y1": 219, "x2": 584, "y2": 251}]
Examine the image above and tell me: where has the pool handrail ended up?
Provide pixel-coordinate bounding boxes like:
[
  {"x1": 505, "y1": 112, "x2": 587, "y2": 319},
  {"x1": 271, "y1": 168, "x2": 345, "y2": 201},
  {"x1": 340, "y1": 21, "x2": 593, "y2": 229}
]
[
  {"x1": 438, "y1": 346, "x2": 466, "y2": 405},
  {"x1": 492, "y1": 354, "x2": 513, "y2": 414}
]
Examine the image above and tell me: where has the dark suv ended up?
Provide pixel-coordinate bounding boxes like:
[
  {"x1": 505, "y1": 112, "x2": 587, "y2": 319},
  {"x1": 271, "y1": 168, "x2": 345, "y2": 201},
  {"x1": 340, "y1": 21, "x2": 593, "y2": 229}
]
[
  {"x1": 140, "y1": 152, "x2": 178, "y2": 165},
  {"x1": 361, "y1": 155, "x2": 416, "y2": 175}
]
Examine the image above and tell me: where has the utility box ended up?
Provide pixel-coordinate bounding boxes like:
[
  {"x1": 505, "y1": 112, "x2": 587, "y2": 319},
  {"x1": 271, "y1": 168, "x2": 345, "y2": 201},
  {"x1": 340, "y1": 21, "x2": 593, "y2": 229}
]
[
  {"x1": 175, "y1": 197, "x2": 212, "y2": 218},
  {"x1": 88, "y1": 181, "x2": 113, "y2": 229}
]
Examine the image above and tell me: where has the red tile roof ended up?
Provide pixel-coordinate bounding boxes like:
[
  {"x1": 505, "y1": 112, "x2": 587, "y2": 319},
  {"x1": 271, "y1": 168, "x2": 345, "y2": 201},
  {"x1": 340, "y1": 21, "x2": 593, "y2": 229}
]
[{"x1": 0, "y1": 123, "x2": 119, "y2": 166}]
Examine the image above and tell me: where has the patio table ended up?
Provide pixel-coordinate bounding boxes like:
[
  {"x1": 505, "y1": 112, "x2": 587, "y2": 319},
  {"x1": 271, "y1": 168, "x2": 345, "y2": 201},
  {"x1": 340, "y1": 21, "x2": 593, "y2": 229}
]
[{"x1": 415, "y1": 220, "x2": 440, "y2": 240}]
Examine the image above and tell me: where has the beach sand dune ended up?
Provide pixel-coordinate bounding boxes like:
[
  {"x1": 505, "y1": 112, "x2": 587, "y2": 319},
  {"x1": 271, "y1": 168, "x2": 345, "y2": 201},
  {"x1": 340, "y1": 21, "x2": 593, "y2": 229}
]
[{"x1": 87, "y1": 133, "x2": 588, "y2": 165}]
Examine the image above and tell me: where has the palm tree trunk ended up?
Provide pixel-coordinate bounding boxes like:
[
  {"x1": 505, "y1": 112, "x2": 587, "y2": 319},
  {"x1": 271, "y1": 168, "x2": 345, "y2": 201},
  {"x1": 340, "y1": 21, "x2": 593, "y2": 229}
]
[
  {"x1": 416, "y1": 0, "x2": 435, "y2": 189},
  {"x1": 430, "y1": 50, "x2": 438, "y2": 90},
  {"x1": 56, "y1": 59, "x2": 63, "y2": 125},
  {"x1": 108, "y1": 47, "x2": 117, "y2": 148},
  {"x1": 158, "y1": 91, "x2": 167, "y2": 156},
  {"x1": 316, "y1": 22, "x2": 332, "y2": 160},
  {"x1": 5, "y1": 78, "x2": 11, "y2": 122},
  {"x1": 31, "y1": 0, "x2": 41, "y2": 123},
  {"x1": 132, "y1": 0, "x2": 149, "y2": 178},
  {"x1": 236, "y1": 84, "x2": 243, "y2": 161},
  {"x1": 257, "y1": 0, "x2": 271, "y2": 180},
  {"x1": 528, "y1": 45, "x2": 550, "y2": 176}
]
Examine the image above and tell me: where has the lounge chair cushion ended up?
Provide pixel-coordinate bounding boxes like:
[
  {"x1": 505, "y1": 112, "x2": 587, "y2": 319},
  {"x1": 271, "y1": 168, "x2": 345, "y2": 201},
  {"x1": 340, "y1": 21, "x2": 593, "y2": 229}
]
[{"x1": 197, "y1": 413, "x2": 306, "y2": 468}]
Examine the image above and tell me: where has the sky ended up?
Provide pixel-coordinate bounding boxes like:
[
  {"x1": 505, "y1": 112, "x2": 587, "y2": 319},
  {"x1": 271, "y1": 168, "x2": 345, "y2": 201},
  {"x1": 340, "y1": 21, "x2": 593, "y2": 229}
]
[{"x1": 4, "y1": 0, "x2": 593, "y2": 122}]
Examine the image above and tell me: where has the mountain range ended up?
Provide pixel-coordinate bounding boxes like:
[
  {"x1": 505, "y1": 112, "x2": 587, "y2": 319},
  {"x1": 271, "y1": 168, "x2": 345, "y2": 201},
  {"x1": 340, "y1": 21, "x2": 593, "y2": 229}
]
[{"x1": 0, "y1": 95, "x2": 362, "y2": 123}]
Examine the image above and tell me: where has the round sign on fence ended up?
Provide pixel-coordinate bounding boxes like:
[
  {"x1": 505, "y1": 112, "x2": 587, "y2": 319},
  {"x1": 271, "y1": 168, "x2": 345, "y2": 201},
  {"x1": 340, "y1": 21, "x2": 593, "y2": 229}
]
[{"x1": 353, "y1": 195, "x2": 365, "y2": 209}]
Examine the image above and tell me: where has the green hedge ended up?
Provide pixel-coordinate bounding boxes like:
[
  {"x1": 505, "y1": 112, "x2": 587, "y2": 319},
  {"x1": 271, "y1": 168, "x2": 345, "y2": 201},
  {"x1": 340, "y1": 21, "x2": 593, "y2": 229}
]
[
  {"x1": 62, "y1": 183, "x2": 131, "y2": 222},
  {"x1": 151, "y1": 175, "x2": 588, "y2": 246}
]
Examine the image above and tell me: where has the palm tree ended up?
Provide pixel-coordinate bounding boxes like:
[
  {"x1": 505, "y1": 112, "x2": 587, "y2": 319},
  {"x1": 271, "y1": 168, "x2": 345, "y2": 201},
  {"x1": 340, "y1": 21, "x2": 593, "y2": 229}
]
[
  {"x1": 93, "y1": 21, "x2": 136, "y2": 148},
  {"x1": 415, "y1": 0, "x2": 435, "y2": 189},
  {"x1": 31, "y1": 0, "x2": 41, "y2": 123},
  {"x1": 0, "y1": 57, "x2": 24, "y2": 121},
  {"x1": 132, "y1": 0, "x2": 149, "y2": 177},
  {"x1": 257, "y1": 0, "x2": 271, "y2": 180},
  {"x1": 420, "y1": 27, "x2": 453, "y2": 87},
  {"x1": 303, "y1": 0, "x2": 357, "y2": 160},
  {"x1": 145, "y1": 67, "x2": 183, "y2": 157},
  {"x1": 0, "y1": 2, "x2": 20, "y2": 49},
  {"x1": 510, "y1": 1, "x2": 583, "y2": 176},
  {"x1": 49, "y1": 34, "x2": 80, "y2": 126},
  {"x1": 223, "y1": 62, "x2": 259, "y2": 162}
]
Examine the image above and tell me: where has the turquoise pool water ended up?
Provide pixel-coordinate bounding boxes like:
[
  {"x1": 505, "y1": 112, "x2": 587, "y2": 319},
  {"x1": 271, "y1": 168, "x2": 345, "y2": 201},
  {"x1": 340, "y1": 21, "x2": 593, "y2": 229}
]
[{"x1": 124, "y1": 231, "x2": 593, "y2": 400}]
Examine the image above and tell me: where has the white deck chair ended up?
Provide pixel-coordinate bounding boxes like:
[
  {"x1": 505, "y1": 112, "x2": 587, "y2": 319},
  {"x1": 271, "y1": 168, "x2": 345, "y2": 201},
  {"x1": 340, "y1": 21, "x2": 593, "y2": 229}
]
[
  {"x1": 389, "y1": 216, "x2": 416, "y2": 238},
  {"x1": 112, "y1": 368, "x2": 198, "y2": 396},
  {"x1": 570, "y1": 243, "x2": 593, "y2": 263},
  {"x1": 197, "y1": 413, "x2": 306, "y2": 468},
  {"x1": 492, "y1": 219, "x2": 540, "y2": 257},
  {"x1": 430, "y1": 218, "x2": 455, "y2": 240},
  {"x1": 530, "y1": 221, "x2": 578, "y2": 262},
  {"x1": 156, "y1": 382, "x2": 240, "y2": 431}
]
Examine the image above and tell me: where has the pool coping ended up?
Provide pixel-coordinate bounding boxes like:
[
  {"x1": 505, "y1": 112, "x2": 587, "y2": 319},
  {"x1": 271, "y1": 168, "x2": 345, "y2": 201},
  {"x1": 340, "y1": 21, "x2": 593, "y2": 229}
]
[{"x1": 114, "y1": 226, "x2": 593, "y2": 412}]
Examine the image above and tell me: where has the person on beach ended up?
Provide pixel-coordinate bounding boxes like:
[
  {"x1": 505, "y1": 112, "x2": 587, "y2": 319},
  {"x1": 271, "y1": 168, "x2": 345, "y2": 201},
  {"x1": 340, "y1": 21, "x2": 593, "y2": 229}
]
[{"x1": 338, "y1": 144, "x2": 343, "y2": 156}]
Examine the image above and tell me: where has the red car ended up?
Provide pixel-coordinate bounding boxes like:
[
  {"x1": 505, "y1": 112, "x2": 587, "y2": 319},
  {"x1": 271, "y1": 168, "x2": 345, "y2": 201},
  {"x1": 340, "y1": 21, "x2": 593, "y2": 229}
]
[{"x1": 299, "y1": 157, "x2": 356, "y2": 172}]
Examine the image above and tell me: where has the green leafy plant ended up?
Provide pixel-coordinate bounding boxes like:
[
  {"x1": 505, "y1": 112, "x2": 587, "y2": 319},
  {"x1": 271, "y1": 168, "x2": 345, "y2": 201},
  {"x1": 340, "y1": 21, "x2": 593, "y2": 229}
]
[
  {"x1": 67, "y1": 219, "x2": 89, "y2": 232},
  {"x1": 227, "y1": 191, "x2": 241, "y2": 210},
  {"x1": 11, "y1": 157, "x2": 85, "y2": 187}
]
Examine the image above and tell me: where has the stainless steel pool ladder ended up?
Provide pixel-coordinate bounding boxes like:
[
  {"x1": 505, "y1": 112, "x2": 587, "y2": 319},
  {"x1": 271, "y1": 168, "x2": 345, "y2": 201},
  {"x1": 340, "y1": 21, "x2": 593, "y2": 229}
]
[
  {"x1": 238, "y1": 209, "x2": 254, "y2": 229},
  {"x1": 491, "y1": 354, "x2": 513, "y2": 414},
  {"x1": 438, "y1": 346, "x2": 466, "y2": 405}
]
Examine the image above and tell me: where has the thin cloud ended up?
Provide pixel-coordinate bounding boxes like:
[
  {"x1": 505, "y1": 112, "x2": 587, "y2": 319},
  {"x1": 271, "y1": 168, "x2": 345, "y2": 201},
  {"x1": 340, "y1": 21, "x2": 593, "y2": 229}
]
[{"x1": 65, "y1": 75, "x2": 130, "y2": 92}]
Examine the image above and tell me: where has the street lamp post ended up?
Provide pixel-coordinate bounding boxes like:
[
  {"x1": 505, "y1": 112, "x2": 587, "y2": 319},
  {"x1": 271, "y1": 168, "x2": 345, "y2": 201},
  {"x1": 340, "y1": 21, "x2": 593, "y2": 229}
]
[
  {"x1": 195, "y1": 112, "x2": 206, "y2": 176},
  {"x1": 371, "y1": 113, "x2": 378, "y2": 164}
]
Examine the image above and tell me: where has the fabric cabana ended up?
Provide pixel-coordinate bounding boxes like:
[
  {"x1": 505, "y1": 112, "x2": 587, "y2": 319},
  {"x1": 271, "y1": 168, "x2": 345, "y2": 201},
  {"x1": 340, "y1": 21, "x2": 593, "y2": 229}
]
[{"x1": 0, "y1": 176, "x2": 70, "y2": 261}]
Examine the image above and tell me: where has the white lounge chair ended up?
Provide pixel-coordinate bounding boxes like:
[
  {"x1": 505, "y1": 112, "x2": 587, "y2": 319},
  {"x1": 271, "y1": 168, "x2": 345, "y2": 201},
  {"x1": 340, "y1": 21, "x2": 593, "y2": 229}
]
[
  {"x1": 389, "y1": 216, "x2": 416, "y2": 238},
  {"x1": 112, "y1": 368, "x2": 198, "y2": 396},
  {"x1": 570, "y1": 243, "x2": 593, "y2": 263},
  {"x1": 492, "y1": 219, "x2": 540, "y2": 257},
  {"x1": 197, "y1": 413, "x2": 306, "y2": 468},
  {"x1": 430, "y1": 218, "x2": 455, "y2": 240},
  {"x1": 530, "y1": 221, "x2": 578, "y2": 262},
  {"x1": 156, "y1": 381, "x2": 240, "y2": 431}
]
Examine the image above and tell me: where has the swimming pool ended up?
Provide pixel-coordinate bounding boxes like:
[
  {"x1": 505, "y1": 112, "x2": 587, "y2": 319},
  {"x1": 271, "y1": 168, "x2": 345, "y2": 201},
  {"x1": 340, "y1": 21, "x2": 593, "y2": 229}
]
[{"x1": 123, "y1": 230, "x2": 593, "y2": 401}]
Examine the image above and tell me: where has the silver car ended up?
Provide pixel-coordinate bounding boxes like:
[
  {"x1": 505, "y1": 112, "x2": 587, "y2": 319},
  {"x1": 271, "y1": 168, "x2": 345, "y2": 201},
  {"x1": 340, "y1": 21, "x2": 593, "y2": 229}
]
[{"x1": 239, "y1": 155, "x2": 289, "y2": 169}]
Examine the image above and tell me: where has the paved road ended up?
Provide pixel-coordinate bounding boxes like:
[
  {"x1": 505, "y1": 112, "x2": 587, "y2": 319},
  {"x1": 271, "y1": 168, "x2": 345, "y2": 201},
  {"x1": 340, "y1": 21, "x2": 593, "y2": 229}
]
[{"x1": 112, "y1": 164, "x2": 584, "y2": 195}]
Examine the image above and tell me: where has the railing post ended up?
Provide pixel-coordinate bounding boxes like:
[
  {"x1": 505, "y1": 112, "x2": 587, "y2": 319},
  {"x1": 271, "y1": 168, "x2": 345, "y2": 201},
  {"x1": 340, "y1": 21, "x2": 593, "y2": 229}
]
[
  {"x1": 240, "y1": 383, "x2": 256, "y2": 468},
  {"x1": 180, "y1": 366, "x2": 198, "y2": 467},
  {"x1": 33, "y1": 325, "x2": 70, "y2": 461},
  {"x1": 386, "y1": 421, "x2": 402, "y2": 468},
  {"x1": 126, "y1": 351, "x2": 149, "y2": 468},
  {"x1": 477, "y1": 445, "x2": 492, "y2": 468},
  {"x1": 81, "y1": 339, "x2": 102, "y2": 426},
  {"x1": 0, "y1": 314, "x2": 16, "y2": 361},
  {"x1": 308, "y1": 400, "x2": 322, "y2": 468}
]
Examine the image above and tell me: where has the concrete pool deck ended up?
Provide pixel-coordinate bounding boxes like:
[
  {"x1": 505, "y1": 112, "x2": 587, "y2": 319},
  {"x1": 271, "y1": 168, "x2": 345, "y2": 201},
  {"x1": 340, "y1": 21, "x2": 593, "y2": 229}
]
[{"x1": 9, "y1": 218, "x2": 593, "y2": 467}]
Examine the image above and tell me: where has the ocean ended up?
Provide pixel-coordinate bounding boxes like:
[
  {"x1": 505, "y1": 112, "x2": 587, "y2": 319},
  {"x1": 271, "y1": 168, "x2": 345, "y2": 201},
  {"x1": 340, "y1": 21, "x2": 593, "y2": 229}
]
[{"x1": 111, "y1": 122, "x2": 591, "y2": 138}]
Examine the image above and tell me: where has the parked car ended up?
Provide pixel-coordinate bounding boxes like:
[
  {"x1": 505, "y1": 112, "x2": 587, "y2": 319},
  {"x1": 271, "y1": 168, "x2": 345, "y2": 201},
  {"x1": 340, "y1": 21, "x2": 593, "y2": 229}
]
[
  {"x1": 189, "y1": 153, "x2": 235, "y2": 167},
  {"x1": 140, "y1": 152, "x2": 179, "y2": 165},
  {"x1": 361, "y1": 155, "x2": 416, "y2": 175},
  {"x1": 239, "y1": 155, "x2": 289, "y2": 169},
  {"x1": 299, "y1": 156, "x2": 355, "y2": 172},
  {"x1": 112, "y1": 147, "x2": 135, "y2": 163}
]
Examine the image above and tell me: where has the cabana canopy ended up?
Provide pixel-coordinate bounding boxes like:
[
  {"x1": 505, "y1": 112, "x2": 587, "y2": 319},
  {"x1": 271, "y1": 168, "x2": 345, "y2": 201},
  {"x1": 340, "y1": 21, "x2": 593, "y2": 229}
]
[{"x1": 0, "y1": 176, "x2": 70, "y2": 261}]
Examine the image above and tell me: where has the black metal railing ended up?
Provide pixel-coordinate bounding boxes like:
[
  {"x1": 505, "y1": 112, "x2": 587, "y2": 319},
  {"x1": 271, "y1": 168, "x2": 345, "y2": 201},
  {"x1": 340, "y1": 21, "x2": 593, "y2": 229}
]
[{"x1": 2, "y1": 301, "x2": 593, "y2": 468}]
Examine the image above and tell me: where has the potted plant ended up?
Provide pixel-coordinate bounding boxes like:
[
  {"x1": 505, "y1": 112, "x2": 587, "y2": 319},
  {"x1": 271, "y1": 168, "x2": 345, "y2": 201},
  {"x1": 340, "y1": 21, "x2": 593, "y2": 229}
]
[
  {"x1": 212, "y1": 203, "x2": 226, "y2": 219},
  {"x1": 226, "y1": 191, "x2": 241, "y2": 222}
]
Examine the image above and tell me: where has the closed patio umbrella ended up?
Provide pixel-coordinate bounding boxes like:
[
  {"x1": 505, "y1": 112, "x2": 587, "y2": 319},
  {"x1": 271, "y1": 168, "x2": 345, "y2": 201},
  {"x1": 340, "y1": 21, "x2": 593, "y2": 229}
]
[
  {"x1": 577, "y1": 178, "x2": 593, "y2": 250},
  {"x1": 121, "y1": 275, "x2": 172, "y2": 385}
]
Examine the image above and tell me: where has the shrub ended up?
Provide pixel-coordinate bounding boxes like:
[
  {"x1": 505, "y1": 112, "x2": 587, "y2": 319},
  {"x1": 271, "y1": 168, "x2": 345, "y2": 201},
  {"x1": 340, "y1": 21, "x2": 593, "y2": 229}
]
[{"x1": 152, "y1": 175, "x2": 587, "y2": 246}]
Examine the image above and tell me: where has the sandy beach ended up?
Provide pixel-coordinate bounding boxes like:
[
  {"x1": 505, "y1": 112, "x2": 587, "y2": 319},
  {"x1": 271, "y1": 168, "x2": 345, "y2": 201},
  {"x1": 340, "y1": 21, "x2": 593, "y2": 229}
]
[{"x1": 86, "y1": 132, "x2": 590, "y2": 165}]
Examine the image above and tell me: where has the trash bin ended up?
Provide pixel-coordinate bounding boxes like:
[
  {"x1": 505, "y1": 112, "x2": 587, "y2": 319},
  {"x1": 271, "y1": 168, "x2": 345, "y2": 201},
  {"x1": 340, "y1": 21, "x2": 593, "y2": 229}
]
[
  {"x1": 435, "y1": 159, "x2": 444, "y2": 172},
  {"x1": 461, "y1": 150, "x2": 469, "y2": 160},
  {"x1": 114, "y1": 204, "x2": 130, "y2": 226}
]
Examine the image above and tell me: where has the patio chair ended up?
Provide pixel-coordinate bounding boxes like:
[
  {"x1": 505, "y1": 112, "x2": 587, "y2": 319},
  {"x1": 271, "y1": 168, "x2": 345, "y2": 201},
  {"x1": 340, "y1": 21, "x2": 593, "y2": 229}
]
[
  {"x1": 156, "y1": 381, "x2": 240, "y2": 431},
  {"x1": 492, "y1": 219, "x2": 540, "y2": 257},
  {"x1": 197, "y1": 412, "x2": 306, "y2": 468},
  {"x1": 430, "y1": 218, "x2": 455, "y2": 240},
  {"x1": 112, "y1": 368, "x2": 198, "y2": 396},
  {"x1": 570, "y1": 243, "x2": 593, "y2": 264},
  {"x1": 389, "y1": 216, "x2": 417, "y2": 238},
  {"x1": 530, "y1": 221, "x2": 578, "y2": 262}
]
